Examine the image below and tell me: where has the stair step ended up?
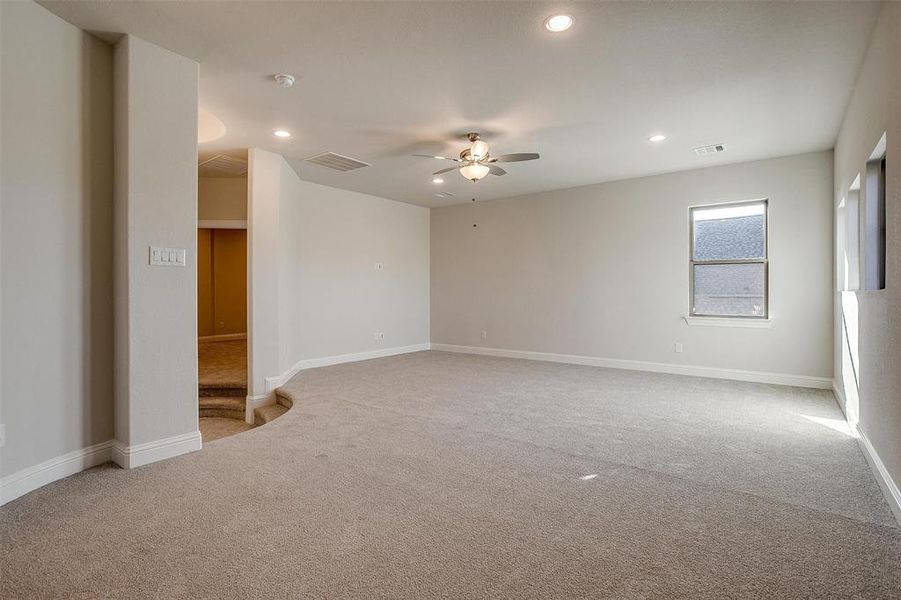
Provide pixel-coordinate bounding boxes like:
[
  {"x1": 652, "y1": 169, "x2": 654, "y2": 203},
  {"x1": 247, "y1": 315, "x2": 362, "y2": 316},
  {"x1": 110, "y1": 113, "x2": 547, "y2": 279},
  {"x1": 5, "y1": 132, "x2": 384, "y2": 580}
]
[
  {"x1": 254, "y1": 403, "x2": 288, "y2": 426},
  {"x1": 199, "y1": 396, "x2": 245, "y2": 420},
  {"x1": 199, "y1": 384, "x2": 247, "y2": 398},
  {"x1": 200, "y1": 396, "x2": 244, "y2": 410},
  {"x1": 275, "y1": 389, "x2": 295, "y2": 409}
]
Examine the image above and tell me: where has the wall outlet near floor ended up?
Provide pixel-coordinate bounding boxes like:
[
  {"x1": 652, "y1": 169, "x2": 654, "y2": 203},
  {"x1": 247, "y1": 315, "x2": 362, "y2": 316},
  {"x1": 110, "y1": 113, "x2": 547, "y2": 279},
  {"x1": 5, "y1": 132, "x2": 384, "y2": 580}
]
[
  {"x1": 374, "y1": 262, "x2": 384, "y2": 271},
  {"x1": 373, "y1": 332, "x2": 385, "y2": 341},
  {"x1": 674, "y1": 342, "x2": 683, "y2": 353},
  {"x1": 480, "y1": 330, "x2": 488, "y2": 340},
  {"x1": 0, "y1": 423, "x2": 5, "y2": 448}
]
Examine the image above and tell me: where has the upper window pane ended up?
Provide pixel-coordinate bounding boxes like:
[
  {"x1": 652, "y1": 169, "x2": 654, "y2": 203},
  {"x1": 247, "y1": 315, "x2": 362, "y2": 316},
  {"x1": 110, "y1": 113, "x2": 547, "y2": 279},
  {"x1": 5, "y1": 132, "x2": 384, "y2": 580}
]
[{"x1": 692, "y1": 203, "x2": 766, "y2": 260}]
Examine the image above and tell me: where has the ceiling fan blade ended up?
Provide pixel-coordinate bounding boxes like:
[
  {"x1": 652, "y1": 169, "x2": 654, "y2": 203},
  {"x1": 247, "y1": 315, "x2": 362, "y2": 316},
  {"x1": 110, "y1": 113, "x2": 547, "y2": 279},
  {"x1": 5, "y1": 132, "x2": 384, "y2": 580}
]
[
  {"x1": 487, "y1": 165, "x2": 507, "y2": 176},
  {"x1": 432, "y1": 166, "x2": 460, "y2": 175},
  {"x1": 490, "y1": 152, "x2": 540, "y2": 163},
  {"x1": 412, "y1": 154, "x2": 460, "y2": 162}
]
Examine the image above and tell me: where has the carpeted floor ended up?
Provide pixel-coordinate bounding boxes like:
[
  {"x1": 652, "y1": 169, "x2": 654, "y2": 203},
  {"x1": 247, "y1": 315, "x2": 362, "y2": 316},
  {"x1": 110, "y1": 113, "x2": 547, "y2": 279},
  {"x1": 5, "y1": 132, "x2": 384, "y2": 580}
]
[
  {"x1": 2, "y1": 351, "x2": 900, "y2": 598},
  {"x1": 199, "y1": 417, "x2": 255, "y2": 442},
  {"x1": 198, "y1": 339, "x2": 246, "y2": 389}
]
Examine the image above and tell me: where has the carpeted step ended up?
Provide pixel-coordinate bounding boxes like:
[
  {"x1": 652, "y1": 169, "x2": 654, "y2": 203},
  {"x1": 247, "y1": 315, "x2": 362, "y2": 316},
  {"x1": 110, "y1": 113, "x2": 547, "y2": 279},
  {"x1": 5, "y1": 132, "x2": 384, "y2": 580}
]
[
  {"x1": 275, "y1": 389, "x2": 294, "y2": 409},
  {"x1": 253, "y1": 403, "x2": 288, "y2": 426},
  {"x1": 199, "y1": 396, "x2": 245, "y2": 420},
  {"x1": 199, "y1": 384, "x2": 247, "y2": 398}
]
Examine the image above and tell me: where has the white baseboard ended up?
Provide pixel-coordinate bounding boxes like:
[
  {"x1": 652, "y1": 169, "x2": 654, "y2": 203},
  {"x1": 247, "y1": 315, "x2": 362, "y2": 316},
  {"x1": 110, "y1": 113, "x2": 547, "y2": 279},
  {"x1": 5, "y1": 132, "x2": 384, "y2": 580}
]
[
  {"x1": 199, "y1": 333, "x2": 247, "y2": 342},
  {"x1": 245, "y1": 393, "x2": 272, "y2": 424},
  {"x1": 265, "y1": 343, "x2": 431, "y2": 392},
  {"x1": 832, "y1": 380, "x2": 901, "y2": 526},
  {"x1": 856, "y1": 427, "x2": 901, "y2": 526},
  {"x1": 831, "y1": 380, "x2": 848, "y2": 417},
  {"x1": 111, "y1": 431, "x2": 202, "y2": 469},
  {"x1": 1, "y1": 440, "x2": 112, "y2": 507},
  {"x1": 430, "y1": 343, "x2": 833, "y2": 389}
]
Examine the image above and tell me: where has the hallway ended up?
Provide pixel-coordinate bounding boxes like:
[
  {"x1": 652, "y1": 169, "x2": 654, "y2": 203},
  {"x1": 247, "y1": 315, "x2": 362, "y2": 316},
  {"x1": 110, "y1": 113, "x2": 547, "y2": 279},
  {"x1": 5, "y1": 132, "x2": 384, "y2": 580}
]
[{"x1": 199, "y1": 339, "x2": 249, "y2": 441}]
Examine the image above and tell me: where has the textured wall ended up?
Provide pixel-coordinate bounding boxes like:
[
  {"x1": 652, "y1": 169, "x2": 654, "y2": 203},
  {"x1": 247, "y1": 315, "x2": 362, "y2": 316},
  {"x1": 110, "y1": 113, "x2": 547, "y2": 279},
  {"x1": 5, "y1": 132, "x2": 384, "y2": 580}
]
[
  {"x1": 833, "y1": 3, "x2": 901, "y2": 503},
  {"x1": 113, "y1": 35, "x2": 199, "y2": 447},
  {"x1": 1, "y1": 1, "x2": 113, "y2": 477},
  {"x1": 276, "y1": 163, "x2": 430, "y2": 373},
  {"x1": 431, "y1": 151, "x2": 834, "y2": 379},
  {"x1": 198, "y1": 177, "x2": 247, "y2": 221}
]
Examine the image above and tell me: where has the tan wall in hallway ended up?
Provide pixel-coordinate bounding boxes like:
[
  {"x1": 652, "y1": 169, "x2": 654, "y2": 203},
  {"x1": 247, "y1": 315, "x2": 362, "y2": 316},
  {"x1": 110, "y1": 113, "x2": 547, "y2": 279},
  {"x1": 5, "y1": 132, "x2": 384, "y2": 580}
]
[
  {"x1": 198, "y1": 229, "x2": 247, "y2": 337},
  {"x1": 199, "y1": 177, "x2": 247, "y2": 221}
]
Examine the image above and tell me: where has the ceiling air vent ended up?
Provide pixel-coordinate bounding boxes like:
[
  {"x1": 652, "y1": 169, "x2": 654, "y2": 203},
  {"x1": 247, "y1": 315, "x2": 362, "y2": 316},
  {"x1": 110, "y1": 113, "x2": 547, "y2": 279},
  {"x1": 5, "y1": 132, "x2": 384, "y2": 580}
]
[
  {"x1": 434, "y1": 191, "x2": 456, "y2": 199},
  {"x1": 198, "y1": 154, "x2": 248, "y2": 177},
  {"x1": 304, "y1": 152, "x2": 370, "y2": 172},
  {"x1": 693, "y1": 144, "x2": 726, "y2": 156}
]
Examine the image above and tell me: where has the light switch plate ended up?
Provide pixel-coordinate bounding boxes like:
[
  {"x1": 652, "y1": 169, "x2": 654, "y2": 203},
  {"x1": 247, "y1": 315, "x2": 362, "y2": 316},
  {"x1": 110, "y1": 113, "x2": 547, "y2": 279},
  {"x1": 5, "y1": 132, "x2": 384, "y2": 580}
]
[{"x1": 150, "y1": 246, "x2": 186, "y2": 267}]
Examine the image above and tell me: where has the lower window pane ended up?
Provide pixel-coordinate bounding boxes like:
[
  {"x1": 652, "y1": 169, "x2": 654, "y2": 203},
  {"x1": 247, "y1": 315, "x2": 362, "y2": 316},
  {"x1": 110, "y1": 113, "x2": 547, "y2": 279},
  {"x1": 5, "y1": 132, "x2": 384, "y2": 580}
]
[{"x1": 693, "y1": 263, "x2": 766, "y2": 316}]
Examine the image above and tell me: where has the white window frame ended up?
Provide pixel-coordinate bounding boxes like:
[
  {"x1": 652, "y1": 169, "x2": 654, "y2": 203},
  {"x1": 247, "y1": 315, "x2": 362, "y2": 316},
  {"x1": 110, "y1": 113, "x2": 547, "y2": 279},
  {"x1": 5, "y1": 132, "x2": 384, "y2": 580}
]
[{"x1": 688, "y1": 199, "x2": 769, "y2": 320}]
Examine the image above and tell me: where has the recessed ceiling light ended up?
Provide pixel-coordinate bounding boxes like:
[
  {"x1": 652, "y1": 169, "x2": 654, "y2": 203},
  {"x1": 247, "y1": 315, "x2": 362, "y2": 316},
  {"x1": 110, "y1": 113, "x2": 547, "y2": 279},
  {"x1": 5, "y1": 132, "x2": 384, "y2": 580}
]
[
  {"x1": 272, "y1": 130, "x2": 292, "y2": 138},
  {"x1": 545, "y1": 14, "x2": 574, "y2": 32},
  {"x1": 648, "y1": 134, "x2": 667, "y2": 142},
  {"x1": 432, "y1": 177, "x2": 444, "y2": 184}
]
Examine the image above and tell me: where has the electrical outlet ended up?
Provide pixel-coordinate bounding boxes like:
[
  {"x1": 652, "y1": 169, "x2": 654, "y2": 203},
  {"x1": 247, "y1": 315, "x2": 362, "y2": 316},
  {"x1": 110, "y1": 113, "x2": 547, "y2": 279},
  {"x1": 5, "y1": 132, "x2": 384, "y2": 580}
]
[
  {"x1": 374, "y1": 262, "x2": 384, "y2": 271},
  {"x1": 0, "y1": 424, "x2": 5, "y2": 448},
  {"x1": 674, "y1": 342, "x2": 683, "y2": 353},
  {"x1": 480, "y1": 330, "x2": 487, "y2": 340},
  {"x1": 373, "y1": 332, "x2": 384, "y2": 341}
]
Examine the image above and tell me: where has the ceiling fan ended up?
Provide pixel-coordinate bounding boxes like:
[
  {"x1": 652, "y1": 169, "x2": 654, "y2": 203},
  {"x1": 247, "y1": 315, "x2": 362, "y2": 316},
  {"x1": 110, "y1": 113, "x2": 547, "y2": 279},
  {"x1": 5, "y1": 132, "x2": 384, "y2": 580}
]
[{"x1": 414, "y1": 133, "x2": 540, "y2": 181}]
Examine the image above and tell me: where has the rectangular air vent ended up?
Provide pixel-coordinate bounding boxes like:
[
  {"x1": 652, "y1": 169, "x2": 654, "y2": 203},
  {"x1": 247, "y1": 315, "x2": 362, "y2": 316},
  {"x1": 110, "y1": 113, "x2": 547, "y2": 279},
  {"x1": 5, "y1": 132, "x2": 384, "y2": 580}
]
[
  {"x1": 434, "y1": 191, "x2": 456, "y2": 199},
  {"x1": 693, "y1": 144, "x2": 726, "y2": 156},
  {"x1": 304, "y1": 152, "x2": 370, "y2": 172},
  {"x1": 198, "y1": 154, "x2": 248, "y2": 177}
]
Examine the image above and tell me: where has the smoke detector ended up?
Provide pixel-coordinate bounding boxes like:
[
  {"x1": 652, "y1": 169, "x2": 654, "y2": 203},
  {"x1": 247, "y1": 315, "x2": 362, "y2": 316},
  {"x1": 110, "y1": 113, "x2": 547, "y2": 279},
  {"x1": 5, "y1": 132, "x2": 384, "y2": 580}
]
[
  {"x1": 693, "y1": 144, "x2": 726, "y2": 156},
  {"x1": 274, "y1": 73, "x2": 295, "y2": 88}
]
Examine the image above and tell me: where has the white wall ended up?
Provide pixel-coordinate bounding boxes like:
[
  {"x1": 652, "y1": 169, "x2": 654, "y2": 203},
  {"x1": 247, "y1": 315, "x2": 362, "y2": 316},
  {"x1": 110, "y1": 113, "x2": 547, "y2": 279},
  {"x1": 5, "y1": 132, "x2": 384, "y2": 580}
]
[
  {"x1": 276, "y1": 164, "x2": 430, "y2": 373},
  {"x1": 1, "y1": 1, "x2": 113, "y2": 478},
  {"x1": 247, "y1": 149, "x2": 430, "y2": 396},
  {"x1": 431, "y1": 151, "x2": 834, "y2": 381},
  {"x1": 833, "y1": 2, "x2": 901, "y2": 516},
  {"x1": 112, "y1": 34, "x2": 199, "y2": 458},
  {"x1": 247, "y1": 149, "x2": 282, "y2": 396},
  {"x1": 198, "y1": 177, "x2": 247, "y2": 221}
]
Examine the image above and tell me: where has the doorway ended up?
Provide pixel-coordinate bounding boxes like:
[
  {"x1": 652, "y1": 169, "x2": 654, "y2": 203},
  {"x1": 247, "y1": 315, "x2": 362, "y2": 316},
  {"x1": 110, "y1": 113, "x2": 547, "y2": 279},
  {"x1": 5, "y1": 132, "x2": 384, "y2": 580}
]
[
  {"x1": 198, "y1": 226, "x2": 250, "y2": 440},
  {"x1": 196, "y1": 155, "x2": 251, "y2": 441}
]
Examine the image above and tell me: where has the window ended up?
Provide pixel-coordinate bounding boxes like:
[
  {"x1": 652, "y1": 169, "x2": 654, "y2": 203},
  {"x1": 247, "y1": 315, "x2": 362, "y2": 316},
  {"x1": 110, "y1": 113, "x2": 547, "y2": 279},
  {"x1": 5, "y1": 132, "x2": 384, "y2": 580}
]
[
  {"x1": 862, "y1": 134, "x2": 886, "y2": 290},
  {"x1": 689, "y1": 200, "x2": 767, "y2": 318},
  {"x1": 838, "y1": 175, "x2": 861, "y2": 291}
]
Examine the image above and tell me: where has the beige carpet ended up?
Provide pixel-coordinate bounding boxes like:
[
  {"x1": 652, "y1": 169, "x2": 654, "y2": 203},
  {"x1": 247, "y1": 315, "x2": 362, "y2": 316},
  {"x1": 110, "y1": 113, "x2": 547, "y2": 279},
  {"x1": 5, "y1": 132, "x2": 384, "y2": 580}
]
[
  {"x1": 199, "y1": 417, "x2": 254, "y2": 442},
  {"x1": 198, "y1": 339, "x2": 246, "y2": 390},
  {"x1": 2, "y1": 351, "x2": 900, "y2": 598}
]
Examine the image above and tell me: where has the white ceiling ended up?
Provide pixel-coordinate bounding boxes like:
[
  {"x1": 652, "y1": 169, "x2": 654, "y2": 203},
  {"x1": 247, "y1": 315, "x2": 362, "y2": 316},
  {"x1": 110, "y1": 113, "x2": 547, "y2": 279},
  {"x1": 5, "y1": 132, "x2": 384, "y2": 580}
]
[{"x1": 41, "y1": 1, "x2": 880, "y2": 207}]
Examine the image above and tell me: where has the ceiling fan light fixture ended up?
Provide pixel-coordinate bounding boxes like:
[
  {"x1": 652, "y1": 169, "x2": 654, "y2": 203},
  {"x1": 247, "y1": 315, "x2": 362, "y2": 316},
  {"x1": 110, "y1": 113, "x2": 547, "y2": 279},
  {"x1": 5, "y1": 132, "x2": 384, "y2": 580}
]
[
  {"x1": 544, "y1": 14, "x2": 574, "y2": 32},
  {"x1": 459, "y1": 164, "x2": 490, "y2": 181},
  {"x1": 470, "y1": 139, "x2": 489, "y2": 161}
]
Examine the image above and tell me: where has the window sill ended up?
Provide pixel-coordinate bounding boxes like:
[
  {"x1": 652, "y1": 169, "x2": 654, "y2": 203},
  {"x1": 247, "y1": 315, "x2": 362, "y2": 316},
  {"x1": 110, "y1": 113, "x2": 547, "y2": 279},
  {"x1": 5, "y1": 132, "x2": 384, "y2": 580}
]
[{"x1": 682, "y1": 316, "x2": 773, "y2": 328}]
